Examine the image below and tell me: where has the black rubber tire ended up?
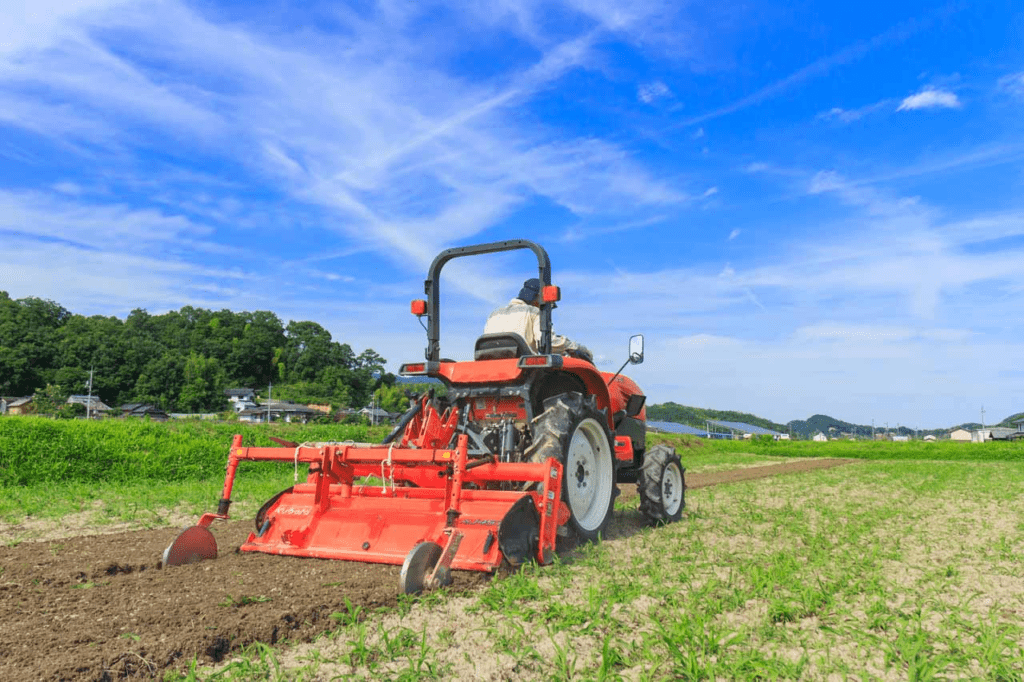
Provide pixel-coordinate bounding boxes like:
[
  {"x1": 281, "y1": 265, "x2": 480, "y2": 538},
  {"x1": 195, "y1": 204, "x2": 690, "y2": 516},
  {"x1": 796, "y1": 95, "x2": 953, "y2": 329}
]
[
  {"x1": 638, "y1": 444, "x2": 685, "y2": 525},
  {"x1": 525, "y1": 392, "x2": 616, "y2": 544}
]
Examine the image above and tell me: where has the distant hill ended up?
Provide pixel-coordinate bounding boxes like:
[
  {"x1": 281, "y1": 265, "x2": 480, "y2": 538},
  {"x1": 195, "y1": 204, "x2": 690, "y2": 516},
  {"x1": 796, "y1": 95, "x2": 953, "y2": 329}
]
[
  {"x1": 785, "y1": 414, "x2": 877, "y2": 439},
  {"x1": 646, "y1": 402, "x2": 789, "y2": 434},
  {"x1": 646, "y1": 403, "x2": 1022, "y2": 439},
  {"x1": 996, "y1": 412, "x2": 1024, "y2": 428},
  {"x1": 949, "y1": 412, "x2": 1024, "y2": 432}
]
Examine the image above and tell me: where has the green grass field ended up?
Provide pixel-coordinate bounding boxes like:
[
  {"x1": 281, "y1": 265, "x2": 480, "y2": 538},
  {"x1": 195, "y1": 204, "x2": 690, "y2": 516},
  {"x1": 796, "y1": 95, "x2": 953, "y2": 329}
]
[
  {"x1": 194, "y1": 452, "x2": 1024, "y2": 681},
  {"x1": 2, "y1": 418, "x2": 1023, "y2": 680},
  {"x1": 0, "y1": 417, "x2": 390, "y2": 529}
]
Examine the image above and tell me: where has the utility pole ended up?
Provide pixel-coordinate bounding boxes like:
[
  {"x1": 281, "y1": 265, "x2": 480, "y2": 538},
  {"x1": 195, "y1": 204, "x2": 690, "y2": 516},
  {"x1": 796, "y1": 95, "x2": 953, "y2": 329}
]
[
  {"x1": 872, "y1": 419, "x2": 875, "y2": 440},
  {"x1": 85, "y1": 367, "x2": 94, "y2": 420},
  {"x1": 268, "y1": 382, "x2": 272, "y2": 424}
]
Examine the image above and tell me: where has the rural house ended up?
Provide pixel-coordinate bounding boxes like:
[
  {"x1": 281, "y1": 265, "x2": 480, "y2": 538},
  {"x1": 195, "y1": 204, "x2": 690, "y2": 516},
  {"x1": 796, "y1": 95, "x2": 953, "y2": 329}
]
[
  {"x1": 67, "y1": 395, "x2": 112, "y2": 415},
  {"x1": 359, "y1": 406, "x2": 394, "y2": 424},
  {"x1": 238, "y1": 400, "x2": 320, "y2": 424},
  {"x1": 225, "y1": 388, "x2": 256, "y2": 402},
  {"x1": 225, "y1": 388, "x2": 258, "y2": 413},
  {"x1": 973, "y1": 427, "x2": 1018, "y2": 442},
  {"x1": 3, "y1": 396, "x2": 34, "y2": 415},
  {"x1": 118, "y1": 403, "x2": 170, "y2": 421},
  {"x1": 949, "y1": 428, "x2": 972, "y2": 441}
]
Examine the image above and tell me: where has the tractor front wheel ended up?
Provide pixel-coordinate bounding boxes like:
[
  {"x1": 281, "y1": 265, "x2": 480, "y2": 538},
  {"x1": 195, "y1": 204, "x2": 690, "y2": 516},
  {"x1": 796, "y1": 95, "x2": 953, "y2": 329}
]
[
  {"x1": 638, "y1": 444, "x2": 685, "y2": 524},
  {"x1": 527, "y1": 392, "x2": 616, "y2": 544}
]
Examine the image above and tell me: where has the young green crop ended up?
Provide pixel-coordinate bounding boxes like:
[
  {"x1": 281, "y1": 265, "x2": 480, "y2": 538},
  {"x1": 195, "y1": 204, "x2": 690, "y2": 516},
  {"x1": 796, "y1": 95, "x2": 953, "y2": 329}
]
[{"x1": 192, "y1": 454, "x2": 1024, "y2": 680}]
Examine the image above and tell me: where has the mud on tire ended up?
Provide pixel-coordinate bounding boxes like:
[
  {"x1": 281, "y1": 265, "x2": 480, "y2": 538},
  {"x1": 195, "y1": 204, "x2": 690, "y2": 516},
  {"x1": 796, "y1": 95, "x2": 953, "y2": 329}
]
[
  {"x1": 638, "y1": 444, "x2": 685, "y2": 525},
  {"x1": 525, "y1": 392, "x2": 616, "y2": 544}
]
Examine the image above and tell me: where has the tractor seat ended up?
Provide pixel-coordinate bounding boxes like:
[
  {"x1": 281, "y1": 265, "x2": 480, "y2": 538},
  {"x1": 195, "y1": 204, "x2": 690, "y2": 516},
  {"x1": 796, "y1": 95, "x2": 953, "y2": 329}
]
[{"x1": 473, "y1": 333, "x2": 533, "y2": 361}]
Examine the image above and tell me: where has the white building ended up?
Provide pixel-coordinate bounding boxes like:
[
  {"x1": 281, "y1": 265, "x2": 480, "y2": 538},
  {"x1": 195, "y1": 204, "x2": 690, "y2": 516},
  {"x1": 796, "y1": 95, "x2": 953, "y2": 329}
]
[
  {"x1": 949, "y1": 428, "x2": 972, "y2": 441},
  {"x1": 812, "y1": 432, "x2": 828, "y2": 442}
]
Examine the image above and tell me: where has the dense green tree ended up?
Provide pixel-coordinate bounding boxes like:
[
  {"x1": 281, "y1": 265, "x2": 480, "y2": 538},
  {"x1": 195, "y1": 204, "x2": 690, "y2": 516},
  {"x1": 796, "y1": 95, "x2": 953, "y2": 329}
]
[
  {"x1": 0, "y1": 291, "x2": 388, "y2": 413},
  {"x1": 32, "y1": 383, "x2": 69, "y2": 415},
  {"x1": 0, "y1": 293, "x2": 69, "y2": 395},
  {"x1": 178, "y1": 353, "x2": 227, "y2": 413},
  {"x1": 134, "y1": 354, "x2": 187, "y2": 410},
  {"x1": 373, "y1": 384, "x2": 412, "y2": 413},
  {"x1": 283, "y1": 321, "x2": 336, "y2": 382},
  {"x1": 224, "y1": 312, "x2": 286, "y2": 387}
]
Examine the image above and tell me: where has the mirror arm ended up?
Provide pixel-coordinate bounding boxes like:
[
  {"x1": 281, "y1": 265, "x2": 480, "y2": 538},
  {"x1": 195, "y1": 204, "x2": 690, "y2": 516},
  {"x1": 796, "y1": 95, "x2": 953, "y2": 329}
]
[{"x1": 605, "y1": 357, "x2": 632, "y2": 386}]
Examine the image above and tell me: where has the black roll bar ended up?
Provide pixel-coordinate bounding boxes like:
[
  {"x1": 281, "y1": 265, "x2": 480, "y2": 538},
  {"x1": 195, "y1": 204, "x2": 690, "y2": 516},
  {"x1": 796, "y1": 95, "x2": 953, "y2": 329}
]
[{"x1": 422, "y1": 239, "x2": 553, "y2": 362}]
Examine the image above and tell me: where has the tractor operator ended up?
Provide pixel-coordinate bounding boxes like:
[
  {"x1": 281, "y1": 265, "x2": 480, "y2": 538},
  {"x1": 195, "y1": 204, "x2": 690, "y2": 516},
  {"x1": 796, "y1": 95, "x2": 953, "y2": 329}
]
[{"x1": 484, "y1": 278, "x2": 594, "y2": 362}]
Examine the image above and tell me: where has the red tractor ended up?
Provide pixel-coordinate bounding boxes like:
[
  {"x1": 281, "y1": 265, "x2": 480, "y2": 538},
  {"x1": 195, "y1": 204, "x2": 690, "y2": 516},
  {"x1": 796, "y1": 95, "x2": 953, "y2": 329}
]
[{"x1": 164, "y1": 240, "x2": 685, "y2": 594}]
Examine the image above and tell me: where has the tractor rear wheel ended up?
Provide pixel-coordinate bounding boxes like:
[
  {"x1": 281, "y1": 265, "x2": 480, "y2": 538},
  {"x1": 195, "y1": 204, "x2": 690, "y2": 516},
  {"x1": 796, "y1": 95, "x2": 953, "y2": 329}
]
[
  {"x1": 527, "y1": 392, "x2": 616, "y2": 544},
  {"x1": 638, "y1": 444, "x2": 685, "y2": 524}
]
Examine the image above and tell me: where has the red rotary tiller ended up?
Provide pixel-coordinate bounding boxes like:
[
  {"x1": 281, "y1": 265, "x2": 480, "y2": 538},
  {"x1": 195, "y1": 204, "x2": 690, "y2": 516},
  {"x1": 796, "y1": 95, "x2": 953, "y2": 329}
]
[{"x1": 164, "y1": 239, "x2": 685, "y2": 594}]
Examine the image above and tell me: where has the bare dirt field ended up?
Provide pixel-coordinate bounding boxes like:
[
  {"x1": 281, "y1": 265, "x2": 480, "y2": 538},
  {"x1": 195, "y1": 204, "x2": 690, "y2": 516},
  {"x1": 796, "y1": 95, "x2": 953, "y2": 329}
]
[{"x1": 0, "y1": 458, "x2": 856, "y2": 681}]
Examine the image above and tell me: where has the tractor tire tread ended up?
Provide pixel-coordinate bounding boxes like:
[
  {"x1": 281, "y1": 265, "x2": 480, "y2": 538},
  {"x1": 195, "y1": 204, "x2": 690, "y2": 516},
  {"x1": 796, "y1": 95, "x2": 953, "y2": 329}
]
[
  {"x1": 638, "y1": 444, "x2": 685, "y2": 525},
  {"x1": 525, "y1": 392, "x2": 616, "y2": 545}
]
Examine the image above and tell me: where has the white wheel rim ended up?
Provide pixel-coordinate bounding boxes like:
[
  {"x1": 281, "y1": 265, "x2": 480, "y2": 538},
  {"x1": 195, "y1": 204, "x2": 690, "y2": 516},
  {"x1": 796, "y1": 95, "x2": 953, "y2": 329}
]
[
  {"x1": 662, "y1": 462, "x2": 684, "y2": 515},
  {"x1": 565, "y1": 418, "x2": 614, "y2": 532}
]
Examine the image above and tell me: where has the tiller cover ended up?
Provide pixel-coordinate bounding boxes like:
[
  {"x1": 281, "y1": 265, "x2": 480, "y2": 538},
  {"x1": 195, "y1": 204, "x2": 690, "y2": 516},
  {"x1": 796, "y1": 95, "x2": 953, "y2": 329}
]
[{"x1": 192, "y1": 434, "x2": 567, "y2": 574}]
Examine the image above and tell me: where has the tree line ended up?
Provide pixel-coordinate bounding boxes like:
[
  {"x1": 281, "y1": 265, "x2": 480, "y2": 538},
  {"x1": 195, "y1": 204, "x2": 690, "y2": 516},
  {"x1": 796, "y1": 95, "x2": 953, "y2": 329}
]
[{"x1": 0, "y1": 292, "x2": 392, "y2": 414}]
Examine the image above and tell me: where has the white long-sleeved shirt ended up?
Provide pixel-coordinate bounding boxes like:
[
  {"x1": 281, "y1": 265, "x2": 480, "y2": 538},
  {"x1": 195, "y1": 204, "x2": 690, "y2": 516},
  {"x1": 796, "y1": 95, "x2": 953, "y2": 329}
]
[{"x1": 483, "y1": 298, "x2": 580, "y2": 355}]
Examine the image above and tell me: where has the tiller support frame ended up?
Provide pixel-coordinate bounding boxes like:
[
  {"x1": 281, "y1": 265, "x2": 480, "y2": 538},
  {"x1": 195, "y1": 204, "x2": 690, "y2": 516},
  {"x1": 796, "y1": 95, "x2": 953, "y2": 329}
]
[{"x1": 164, "y1": 433, "x2": 568, "y2": 594}]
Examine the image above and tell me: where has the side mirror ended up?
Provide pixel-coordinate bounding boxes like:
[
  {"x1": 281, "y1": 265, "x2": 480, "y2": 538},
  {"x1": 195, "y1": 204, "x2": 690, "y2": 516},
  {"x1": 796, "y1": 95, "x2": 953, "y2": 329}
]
[{"x1": 628, "y1": 334, "x2": 644, "y2": 364}]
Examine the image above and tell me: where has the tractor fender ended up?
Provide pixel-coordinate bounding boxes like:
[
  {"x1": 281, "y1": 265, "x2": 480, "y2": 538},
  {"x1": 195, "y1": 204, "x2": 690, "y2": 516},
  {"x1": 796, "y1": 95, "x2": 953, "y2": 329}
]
[
  {"x1": 556, "y1": 357, "x2": 620, "y2": 430},
  {"x1": 604, "y1": 373, "x2": 646, "y2": 422}
]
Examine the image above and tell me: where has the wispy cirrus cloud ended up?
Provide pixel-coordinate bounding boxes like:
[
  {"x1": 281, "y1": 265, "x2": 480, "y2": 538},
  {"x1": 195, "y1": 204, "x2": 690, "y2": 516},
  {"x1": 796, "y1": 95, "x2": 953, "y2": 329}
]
[
  {"x1": 816, "y1": 99, "x2": 893, "y2": 123},
  {"x1": 997, "y1": 71, "x2": 1024, "y2": 98},
  {"x1": 677, "y1": 7, "x2": 946, "y2": 127},
  {"x1": 0, "y1": 0, "x2": 688, "y2": 302},
  {"x1": 638, "y1": 80, "x2": 672, "y2": 104},
  {"x1": 897, "y1": 87, "x2": 961, "y2": 111}
]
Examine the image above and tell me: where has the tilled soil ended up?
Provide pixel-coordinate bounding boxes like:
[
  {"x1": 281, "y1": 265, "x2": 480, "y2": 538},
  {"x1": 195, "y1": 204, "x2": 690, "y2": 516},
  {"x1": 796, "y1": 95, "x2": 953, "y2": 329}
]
[{"x1": 0, "y1": 458, "x2": 855, "y2": 681}]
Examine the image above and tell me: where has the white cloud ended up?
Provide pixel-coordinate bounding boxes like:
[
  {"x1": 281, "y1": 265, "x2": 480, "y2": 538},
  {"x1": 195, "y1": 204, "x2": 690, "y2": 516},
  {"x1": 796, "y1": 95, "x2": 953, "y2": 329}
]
[
  {"x1": 678, "y1": 8, "x2": 941, "y2": 127},
  {"x1": 0, "y1": 189, "x2": 213, "y2": 250},
  {"x1": 897, "y1": 88, "x2": 961, "y2": 111},
  {"x1": 52, "y1": 181, "x2": 84, "y2": 196},
  {"x1": 0, "y1": 0, "x2": 689, "y2": 303},
  {"x1": 702, "y1": 186, "x2": 719, "y2": 198},
  {"x1": 637, "y1": 80, "x2": 671, "y2": 104},
  {"x1": 816, "y1": 99, "x2": 891, "y2": 123},
  {"x1": 997, "y1": 71, "x2": 1024, "y2": 98},
  {"x1": 637, "y1": 326, "x2": 1019, "y2": 426},
  {"x1": 728, "y1": 229, "x2": 740, "y2": 240},
  {"x1": 0, "y1": 0, "x2": 134, "y2": 58}
]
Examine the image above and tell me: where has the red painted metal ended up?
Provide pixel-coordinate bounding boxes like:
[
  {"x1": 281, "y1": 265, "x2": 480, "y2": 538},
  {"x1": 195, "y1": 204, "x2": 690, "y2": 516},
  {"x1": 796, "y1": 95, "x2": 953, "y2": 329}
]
[
  {"x1": 613, "y1": 435, "x2": 635, "y2": 462},
  {"x1": 425, "y1": 358, "x2": 625, "y2": 431},
  {"x1": 200, "y1": 433, "x2": 564, "y2": 573},
  {"x1": 176, "y1": 240, "x2": 650, "y2": 587}
]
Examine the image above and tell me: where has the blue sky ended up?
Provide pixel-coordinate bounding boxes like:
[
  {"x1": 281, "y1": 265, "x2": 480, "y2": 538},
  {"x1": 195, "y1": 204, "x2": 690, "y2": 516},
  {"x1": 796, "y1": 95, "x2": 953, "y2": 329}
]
[{"x1": 2, "y1": 0, "x2": 1023, "y2": 428}]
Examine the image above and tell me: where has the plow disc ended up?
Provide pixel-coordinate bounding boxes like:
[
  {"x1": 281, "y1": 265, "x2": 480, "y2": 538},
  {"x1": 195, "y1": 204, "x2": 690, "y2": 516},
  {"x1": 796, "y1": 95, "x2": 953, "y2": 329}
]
[{"x1": 161, "y1": 525, "x2": 217, "y2": 567}]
